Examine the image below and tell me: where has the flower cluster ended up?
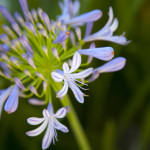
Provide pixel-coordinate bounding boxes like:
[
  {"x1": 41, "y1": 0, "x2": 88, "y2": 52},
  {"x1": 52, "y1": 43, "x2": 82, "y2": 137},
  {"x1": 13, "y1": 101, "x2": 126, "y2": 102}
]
[{"x1": 0, "y1": 0, "x2": 128, "y2": 149}]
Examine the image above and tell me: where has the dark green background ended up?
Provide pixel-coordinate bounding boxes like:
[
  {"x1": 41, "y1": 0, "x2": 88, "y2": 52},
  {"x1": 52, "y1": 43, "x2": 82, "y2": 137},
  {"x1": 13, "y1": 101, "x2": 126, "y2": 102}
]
[{"x1": 0, "y1": 0, "x2": 150, "y2": 150}]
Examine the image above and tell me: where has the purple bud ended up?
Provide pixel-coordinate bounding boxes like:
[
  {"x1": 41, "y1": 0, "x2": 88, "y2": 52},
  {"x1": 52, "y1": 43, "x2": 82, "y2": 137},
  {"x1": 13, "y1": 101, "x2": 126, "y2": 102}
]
[
  {"x1": 11, "y1": 22, "x2": 21, "y2": 36},
  {"x1": 0, "y1": 5, "x2": 15, "y2": 23},
  {"x1": 31, "y1": 9, "x2": 38, "y2": 22},
  {"x1": 2, "y1": 25, "x2": 15, "y2": 38},
  {"x1": 29, "y1": 86, "x2": 38, "y2": 95},
  {"x1": 41, "y1": 12, "x2": 51, "y2": 31},
  {"x1": 84, "y1": 22, "x2": 93, "y2": 37},
  {"x1": 25, "y1": 22, "x2": 37, "y2": 35},
  {"x1": 53, "y1": 31, "x2": 69, "y2": 44},
  {"x1": 51, "y1": 47, "x2": 59, "y2": 59},
  {"x1": 10, "y1": 57, "x2": 19, "y2": 66},
  {"x1": 75, "y1": 27, "x2": 81, "y2": 40},
  {"x1": 36, "y1": 23, "x2": 44, "y2": 29},
  {"x1": 39, "y1": 29, "x2": 48, "y2": 38},
  {"x1": 42, "y1": 45, "x2": 48, "y2": 55},
  {"x1": 14, "y1": 77, "x2": 26, "y2": 91},
  {"x1": 36, "y1": 72, "x2": 44, "y2": 79},
  {"x1": 20, "y1": 35, "x2": 34, "y2": 54},
  {"x1": 28, "y1": 98, "x2": 45, "y2": 106},
  {"x1": 26, "y1": 55, "x2": 36, "y2": 69},
  {"x1": 19, "y1": 0, "x2": 29, "y2": 21},
  {"x1": 0, "y1": 34, "x2": 9, "y2": 44},
  {"x1": 14, "y1": 12, "x2": 25, "y2": 26}
]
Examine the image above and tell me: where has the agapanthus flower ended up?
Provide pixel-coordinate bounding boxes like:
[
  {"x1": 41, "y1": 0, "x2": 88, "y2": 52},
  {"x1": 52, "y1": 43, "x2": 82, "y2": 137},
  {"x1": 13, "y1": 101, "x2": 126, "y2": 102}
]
[
  {"x1": 83, "y1": 7, "x2": 129, "y2": 45},
  {"x1": 51, "y1": 52, "x2": 93, "y2": 103},
  {"x1": 26, "y1": 103, "x2": 69, "y2": 149},
  {"x1": 0, "y1": 0, "x2": 128, "y2": 149}
]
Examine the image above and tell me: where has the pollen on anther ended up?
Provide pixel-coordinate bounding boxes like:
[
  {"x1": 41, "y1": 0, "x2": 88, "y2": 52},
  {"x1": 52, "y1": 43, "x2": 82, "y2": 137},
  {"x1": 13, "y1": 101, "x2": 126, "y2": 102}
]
[
  {"x1": 7, "y1": 111, "x2": 10, "y2": 114},
  {"x1": 66, "y1": 31, "x2": 69, "y2": 36},
  {"x1": 112, "y1": 51, "x2": 114, "y2": 55}
]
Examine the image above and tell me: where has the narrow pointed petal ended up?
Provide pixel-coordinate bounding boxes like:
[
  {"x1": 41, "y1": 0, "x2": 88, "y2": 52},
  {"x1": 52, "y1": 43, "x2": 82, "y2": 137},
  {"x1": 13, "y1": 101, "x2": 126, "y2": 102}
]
[
  {"x1": 75, "y1": 27, "x2": 81, "y2": 40},
  {"x1": 14, "y1": 77, "x2": 26, "y2": 91},
  {"x1": 26, "y1": 120, "x2": 48, "y2": 137},
  {"x1": 69, "y1": 52, "x2": 81, "y2": 73},
  {"x1": 26, "y1": 55, "x2": 36, "y2": 69},
  {"x1": 63, "y1": 63, "x2": 69, "y2": 73},
  {"x1": 93, "y1": 57, "x2": 126, "y2": 73},
  {"x1": 71, "y1": 68, "x2": 93, "y2": 79},
  {"x1": 53, "y1": 31, "x2": 69, "y2": 44},
  {"x1": 51, "y1": 72, "x2": 64, "y2": 82},
  {"x1": 100, "y1": 35, "x2": 130, "y2": 45},
  {"x1": 0, "y1": 86, "x2": 13, "y2": 118},
  {"x1": 55, "y1": 108, "x2": 67, "y2": 118},
  {"x1": 64, "y1": 10, "x2": 102, "y2": 25},
  {"x1": 78, "y1": 47, "x2": 114, "y2": 61},
  {"x1": 73, "y1": 0, "x2": 80, "y2": 15},
  {"x1": 110, "y1": 18, "x2": 118, "y2": 32},
  {"x1": 69, "y1": 81, "x2": 84, "y2": 103},
  {"x1": 4, "y1": 85, "x2": 19, "y2": 114},
  {"x1": 28, "y1": 98, "x2": 45, "y2": 106},
  {"x1": 56, "y1": 80, "x2": 68, "y2": 98},
  {"x1": 27, "y1": 117, "x2": 45, "y2": 125},
  {"x1": 47, "y1": 103, "x2": 54, "y2": 115},
  {"x1": 43, "y1": 109, "x2": 50, "y2": 118},
  {"x1": 20, "y1": 35, "x2": 34, "y2": 54},
  {"x1": 54, "y1": 119, "x2": 69, "y2": 133},
  {"x1": 41, "y1": 12, "x2": 51, "y2": 31},
  {"x1": 0, "y1": 6, "x2": 15, "y2": 23},
  {"x1": 42, "y1": 122, "x2": 54, "y2": 150}
]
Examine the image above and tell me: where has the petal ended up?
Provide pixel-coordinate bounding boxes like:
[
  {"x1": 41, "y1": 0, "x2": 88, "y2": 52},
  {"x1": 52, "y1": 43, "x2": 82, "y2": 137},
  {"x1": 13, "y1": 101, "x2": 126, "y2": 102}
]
[
  {"x1": 64, "y1": 10, "x2": 102, "y2": 25},
  {"x1": 42, "y1": 121, "x2": 54, "y2": 149},
  {"x1": 71, "y1": 68, "x2": 93, "y2": 79},
  {"x1": 100, "y1": 35, "x2": 130, "y2": 45},
  {"x1": 53, "y1": 31, "x2": 69, "y2": 44},
  {"x1": 55, "y1": 108, "x2": 67, "y2": 119},
  {"x1": 0, "y1": 86, "x2": 13, "y2": 118},
  {"x1": 27, "y1": 117, "x2": 45, "y2": 125},
  {"x1": 73, "y1": 0, "x2": 80, "y2": 15},
  {"x1": 51, "y1": 72, "x2": 64, "y2": 82},
  {"x1": 110, "y1": 18, "x2": 118, "y2": 32},
  {"x1": 78, "y1": 47, "x2": 114, "y2": 61},
  {"x1": 56, "y1": 80, "x2": 68, "y2": 98},
  {"x1": 47, "y1": 103, "x2": 54, "y2": 115},
  {"x1": 68, "y1": 81, "x2": 84, "y2": 103},
  {"x1": 54, "y1": 119, "x2": 69, "y2": 133},
  {"x1": 88, "y1": 71, "x2": 100, "y2": 82},
  {"x1": 26, "y1": 120, "x2": 48, "y2": 137},
  {"x1": 4, "y1": 85, "x2": 19, "y2": 114},
  {"x1": 93, "y1": 57, "x2": 126, "y2": 73},
  {"x1": 69, "y1": 52, "x2": 81, "y2": 73},
  {"x1": 43, "y1": 109, "x2": 50, "y2": 118},
  {"x1": 63, "y1": 63, "x2": 69, "y2": 73}
]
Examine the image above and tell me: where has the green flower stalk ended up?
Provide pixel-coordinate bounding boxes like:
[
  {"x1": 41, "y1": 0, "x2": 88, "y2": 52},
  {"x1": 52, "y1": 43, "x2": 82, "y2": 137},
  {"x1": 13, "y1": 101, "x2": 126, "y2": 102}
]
[{"x1": 0, "y1": 0, "x2": 128, "y2": 149}]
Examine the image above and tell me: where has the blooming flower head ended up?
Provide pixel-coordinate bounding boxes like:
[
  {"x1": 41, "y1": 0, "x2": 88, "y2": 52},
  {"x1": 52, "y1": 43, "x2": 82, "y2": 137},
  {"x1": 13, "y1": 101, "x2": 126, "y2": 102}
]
[
  {"x1": 0, "y1": 0, "x2": 128, "y2": 149},
  {"x1": 26, "y1": 103, "x2": 69, "y2": 149},
  {"x1": 51, "y1": 52, "x2": 93, "y2": 103}
]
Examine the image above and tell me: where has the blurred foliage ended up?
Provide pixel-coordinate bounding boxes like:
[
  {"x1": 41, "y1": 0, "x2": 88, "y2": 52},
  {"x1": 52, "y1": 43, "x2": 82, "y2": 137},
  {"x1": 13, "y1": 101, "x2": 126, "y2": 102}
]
[{"x1": 0, "y1": 0, "x2": 150, "y2": 150}]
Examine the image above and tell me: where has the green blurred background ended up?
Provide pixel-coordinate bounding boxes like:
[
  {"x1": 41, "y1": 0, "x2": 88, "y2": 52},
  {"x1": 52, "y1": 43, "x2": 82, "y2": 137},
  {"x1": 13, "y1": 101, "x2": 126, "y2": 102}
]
[{"x1": 0, "y1": 0, "x2": 150, "y2": 150}]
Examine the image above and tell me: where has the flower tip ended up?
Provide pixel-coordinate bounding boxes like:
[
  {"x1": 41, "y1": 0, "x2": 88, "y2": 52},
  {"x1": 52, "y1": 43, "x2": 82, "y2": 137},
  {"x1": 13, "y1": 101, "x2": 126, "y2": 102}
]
[
  {"x1": 6, "y1": 111, "x2": 10, "y2": 114},
  {"x1": 66, "y1": 31, "x2": 69, "y2": 36}
]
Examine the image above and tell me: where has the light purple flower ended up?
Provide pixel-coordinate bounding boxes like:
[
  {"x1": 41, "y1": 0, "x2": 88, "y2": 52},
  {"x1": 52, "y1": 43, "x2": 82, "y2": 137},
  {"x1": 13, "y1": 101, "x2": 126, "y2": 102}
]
[
  {"x1": 78, "y1": 47, "x2": 114, "y2": 61},
  {"x1": 88, "y1": 57, "x2": 126, "y2": 82},
  {"x1": 83, "y1": 7, "x2": 129, "y2": 45},
  {"x1": 26, "y1": 103, "x2": 69, "y2": 150},
  {"x1": 51, "y1": 52, "x2": 93, "y2": 103}
]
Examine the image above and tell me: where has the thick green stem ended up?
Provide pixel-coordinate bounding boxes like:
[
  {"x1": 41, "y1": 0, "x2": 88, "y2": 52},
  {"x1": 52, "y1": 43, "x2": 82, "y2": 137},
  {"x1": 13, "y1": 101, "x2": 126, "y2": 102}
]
[
  {"x1": 53, "y1": 83, "x2": 92, "y2": 150},
  {"x1": 63, "y1": 95, "x2": 92, "y2": 150}
]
